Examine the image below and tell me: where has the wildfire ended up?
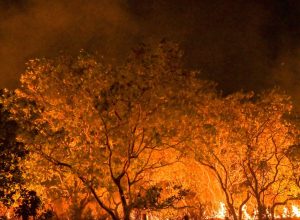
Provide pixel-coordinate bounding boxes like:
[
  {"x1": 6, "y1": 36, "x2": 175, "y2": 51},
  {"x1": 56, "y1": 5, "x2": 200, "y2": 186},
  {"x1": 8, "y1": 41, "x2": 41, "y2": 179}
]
[
  {"x1": 212, "y1": 202, "x2": 300, "y2": 220},
  {"x1": 282, "y1": 207, "x2": 289, "y2": 218},
  {"x1": 292, "y1": 205, "x2": 300, "y2": 218},
  {"x1": 242, "y1": 205, "x2": 253, "y2": 220},
  {"x1": 214, "y1": 202, "x2": 227, "y2": 219}
]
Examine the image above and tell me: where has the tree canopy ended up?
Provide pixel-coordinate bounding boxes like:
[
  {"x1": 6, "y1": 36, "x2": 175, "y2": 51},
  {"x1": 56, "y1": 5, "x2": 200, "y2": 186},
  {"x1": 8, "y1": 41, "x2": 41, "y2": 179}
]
[
  {"x1": 1, "y1": 42, "x2": 300, "y2": 220},
  {"x1": 8, "y1": 42, "x2": 216, "y2": 219},
  {"x1": 0, "y1": 90, "x2": 27, "y2": 208},
  {"x1": 192, "y1": 90, "x2": 300, "y2": 220}
]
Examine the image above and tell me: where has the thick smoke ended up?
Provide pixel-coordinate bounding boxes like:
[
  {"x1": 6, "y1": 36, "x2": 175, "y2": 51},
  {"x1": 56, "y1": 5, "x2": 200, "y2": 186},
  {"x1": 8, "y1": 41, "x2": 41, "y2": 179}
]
[
  {"x1": 0, "y1": 0, "x2": 138, "y2": 88},
  {"x1": 269, "y1": 0, "x2": 300, "y2": 109},
  {"x1": 130, "y1": 0, "x2": 273, "y2": 93},
  {"x1": 0, "y1": 0, "x2": 300, "y2": 107}
]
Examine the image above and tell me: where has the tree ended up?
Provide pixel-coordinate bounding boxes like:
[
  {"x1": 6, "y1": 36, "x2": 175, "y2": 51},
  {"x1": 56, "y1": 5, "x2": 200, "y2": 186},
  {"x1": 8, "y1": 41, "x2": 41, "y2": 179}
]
[
  {"x1": 10, "y1": 42, "x2": 212, "y2": 219},
  {"x1": 0, "y1": 90, "x2": 53, "y2": 219},
  {"x1": 192, "y1": 90, "x2": 300, "y2": 220},
  {"x1": 192, "y1": 92, "x2": 253, "y2": 220},
  {"x1": 14, "y1": 190, "x2": 41, "y2": 220},
  {"x1": 285, "y1": 112, "x2": 300, "y2": 190},
  {"x1": 286, "y1": 144, "x2": 300, "y2": 189},
  {"x1": 236, "y1": 91, "x2": 298, "y2": 220},
  {"x1": 0, "y1": 90, "x2": 27, "y2": 214}
]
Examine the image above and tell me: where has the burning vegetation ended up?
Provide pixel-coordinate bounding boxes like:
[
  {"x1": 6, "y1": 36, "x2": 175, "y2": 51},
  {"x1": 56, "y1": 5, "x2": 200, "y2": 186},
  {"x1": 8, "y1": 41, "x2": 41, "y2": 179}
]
[{"x1": 0, "y1": 42, "x2": 300, "y2": 219}]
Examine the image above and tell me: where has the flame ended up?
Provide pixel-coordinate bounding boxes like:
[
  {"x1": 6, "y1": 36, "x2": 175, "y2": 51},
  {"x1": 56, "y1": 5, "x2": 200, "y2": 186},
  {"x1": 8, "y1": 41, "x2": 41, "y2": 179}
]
[
  {"x1": 282, "y1": 207, "x2": 289, "y2": 218},
  {"x1": 292, "y1": 205, "x2": 300, "y2": 218},
  {"x1": 242, "y1": 205, "x2": 253, "y2": 220},
  {"x1": 212, "y1": 203, "x2": 300, "y2": 219},
  {"x1": 215, "y1": 202, "x2": 227, "y2": 219}
]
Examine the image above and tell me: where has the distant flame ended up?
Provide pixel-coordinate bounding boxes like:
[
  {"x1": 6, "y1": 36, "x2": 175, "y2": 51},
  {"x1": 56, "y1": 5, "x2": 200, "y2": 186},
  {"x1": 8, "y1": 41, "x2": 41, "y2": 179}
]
[
  {"x1": 215, "y1": 202, "x2": 227, "y2": 219},
  {"x1": 282, "y1": 207, "x2": 289, "y2": 218},
  {"x1": 292, "y1": 205, "x2": 300, "y2": 218},
  {"x1": 6, "y1": 211, "x2": 11, "y2": 219},
  {"x1": 212, "y1": 202, "x2": 300, "y2": 219},
  {"x1": 242, "y1": 205, "x2": 253, "y2": 220}
]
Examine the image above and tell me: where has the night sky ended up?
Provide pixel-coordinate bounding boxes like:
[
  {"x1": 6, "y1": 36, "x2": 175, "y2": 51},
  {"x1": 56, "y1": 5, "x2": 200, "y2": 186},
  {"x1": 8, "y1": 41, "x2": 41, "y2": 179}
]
[{"x1": 1, "y1": 0, "x2": 300, "y2": 104}]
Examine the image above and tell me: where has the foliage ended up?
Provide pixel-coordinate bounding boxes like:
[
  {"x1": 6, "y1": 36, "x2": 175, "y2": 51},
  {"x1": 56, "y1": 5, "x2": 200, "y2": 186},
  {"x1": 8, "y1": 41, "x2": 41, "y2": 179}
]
[
  {"x1": 0, "y1": 90, "x2": 27, "y2": 208},
  {"x1": 9, "y1": 42, "x2": 213, "y2": 219},
  {"x1": 0, "y1": 90, "x2": 51, "y2": 219},
  {"x1": 14, "y1": 190, "x2": 41, "y2": 220},
  {"x1": 286, "y1": 144, "x2": 300, "y2": 194},
  {"x1": 4, "y1": 41, "x2": 300, "y2": 219},
  {"x1": 192, "y1": 90, "x2": 300, "y2": 220},
  {"x1": 134, "y1": 184, "x2": 189, "y2": 210}
]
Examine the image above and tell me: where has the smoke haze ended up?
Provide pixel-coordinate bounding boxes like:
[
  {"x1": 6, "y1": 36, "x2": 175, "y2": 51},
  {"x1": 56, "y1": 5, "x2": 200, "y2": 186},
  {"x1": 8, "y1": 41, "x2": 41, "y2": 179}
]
[
  {"x1": 0, "y1": 0, "x2": 138, "y2": 88},
  {"x1": 0, "y1": 0, "x2": 300, "y2": 105}
]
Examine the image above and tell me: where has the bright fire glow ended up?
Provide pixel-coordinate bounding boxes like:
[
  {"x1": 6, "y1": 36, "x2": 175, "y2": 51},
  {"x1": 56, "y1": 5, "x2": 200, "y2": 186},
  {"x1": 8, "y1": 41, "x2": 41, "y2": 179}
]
[
  {"x1": 212, "y1": 202, "x2": 300, "y2": 219},
  {"x1": 215, "y1": 202, "x2": 227, "y2": 219},
  {"x1": 242, "y1": 205, "x2": 253, "y2": 220},
  {"x1": 292, "y1": 205, "x2": 300, "y2": 218},
  {"x1": 282, "y1": 206, "x2": 289, "y2": 218},
  {"x1": 6, "y1": 211, "x2": 11, "y2": 219}
]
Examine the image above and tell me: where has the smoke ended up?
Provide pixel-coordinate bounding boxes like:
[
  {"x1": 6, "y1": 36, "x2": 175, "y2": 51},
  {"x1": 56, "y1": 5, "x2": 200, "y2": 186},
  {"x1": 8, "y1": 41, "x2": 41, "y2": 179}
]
[
  {"x1": 269, "y1": 0, "x2": 300, "y2": 110},
  {"x1": 128, "y1": 0, "x2": 277, "y2": 93},
  {"x1": 1, "y1": 0, "x2": 300, "y2": 107},
  {"x1": 0, "y1": 0, "x2": 138, "y2": 88},
  {"x1": 272, "y1": 48, "x2": 300, "y2": 109}
]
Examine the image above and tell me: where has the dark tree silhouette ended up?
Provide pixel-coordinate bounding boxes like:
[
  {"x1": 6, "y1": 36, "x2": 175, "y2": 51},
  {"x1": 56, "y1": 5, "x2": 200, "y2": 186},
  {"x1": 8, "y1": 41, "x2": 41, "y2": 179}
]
[
  {"x1": 0, "y1": 90, "x2": 51, "y2": 219},
  {"x1": 0, "y1": 90, "x2": 27, "y2": 207},
  {"x1": 14, "y1": 190, "x2": 41, "y2": 220}
]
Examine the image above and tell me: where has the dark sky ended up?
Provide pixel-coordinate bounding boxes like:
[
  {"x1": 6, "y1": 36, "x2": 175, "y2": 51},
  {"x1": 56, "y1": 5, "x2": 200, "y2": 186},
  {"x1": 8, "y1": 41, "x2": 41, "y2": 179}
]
[{"x1": 1, "y1": 0, "x2": 300, "y2": 103}]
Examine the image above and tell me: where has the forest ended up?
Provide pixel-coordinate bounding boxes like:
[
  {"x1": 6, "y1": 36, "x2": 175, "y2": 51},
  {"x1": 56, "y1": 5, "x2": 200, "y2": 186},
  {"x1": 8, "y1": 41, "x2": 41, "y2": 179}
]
[{"x1": 0, "y1": 42, "x2": 300, "y2": 220}]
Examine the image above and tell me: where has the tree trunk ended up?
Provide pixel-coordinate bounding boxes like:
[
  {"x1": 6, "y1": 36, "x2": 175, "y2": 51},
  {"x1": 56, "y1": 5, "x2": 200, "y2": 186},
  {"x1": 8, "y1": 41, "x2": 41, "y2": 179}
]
[
  {"x1": 238, "y1": 193, "x2": 250, "y2": 220},
  {"x1": 124, "y1": 210, "x2": 131, "y2": 220},
  {"x1": 228, "y1": 205, "x2": 238, "y2": 220},
  {"x1": 257, "y1": 201, "x2": 267, "y2": 220}
]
